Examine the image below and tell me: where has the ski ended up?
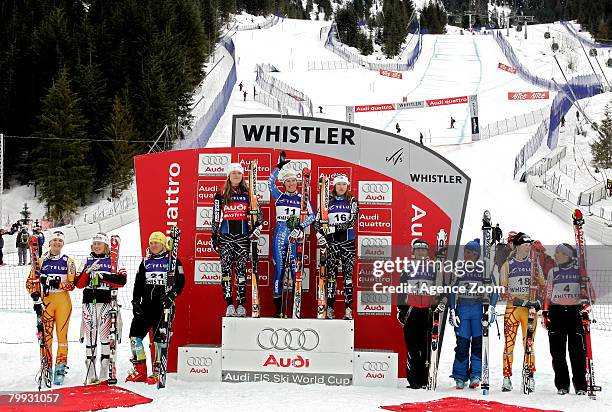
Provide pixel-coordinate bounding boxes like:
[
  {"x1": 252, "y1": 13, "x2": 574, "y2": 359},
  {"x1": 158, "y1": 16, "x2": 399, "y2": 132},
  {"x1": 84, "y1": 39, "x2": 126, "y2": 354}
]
[
  {"x1": 293, "y1": 167, "x2": 311, "y2": 319},
  {"x1": 107, "y1": 235, "x2": 121, "y2": 385},
  {"x1": 30, "y1": 236, "x2": 52, "y2": 390},
  {"x1": 316, "y1": 174, "x2": 330, "y2": 319},
  {"x1": 572, "y1": 209, "x2": 602, "y2": 399},
  {"x1": 521, "y1": 247, "x2": 540, "y2": 395},
  {"x1": 248, "y1": 160, "x2": 261, "y2": 318},
  {"x1": 157, "y1": 225, "x2": 180, "y2": 389},
  {"x1": 281, "y1": 232, "x2": 294, "y2": 318},
  {"x1": 426, "y1": 228, "x2": 448, "y2": 391},
  {"x1": 481, "y1": 210, "x2": 493, "y2": 395}
]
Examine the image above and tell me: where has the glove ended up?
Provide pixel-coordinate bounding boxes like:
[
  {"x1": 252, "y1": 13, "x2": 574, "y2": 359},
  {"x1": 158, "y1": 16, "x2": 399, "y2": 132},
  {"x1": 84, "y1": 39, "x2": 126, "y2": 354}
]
[
  {"x1": 47, "y1": 278, "x2": 60, "y2": 289},
  {"x1": 289, "y1": 228, "x2": 304, "y2": 243},
  {"x1": 31, "y1": 291, "x2": 41, "y2": 302},
  {"x1": 86, "y1": 262, "x2": 101, "y2": 274},
  {"x1": 449, "y1": 309, "x2": 460, "y2": 328},
  {"x1": 529, "y1": 300, "x2": 542, "y2": 312},
  {"x1": 541, "y1": 310, "x2": 550, "y2": 330},
  {"x1": 433, "y1": 302, "x2": 445, "y2": 314},
  {"x1": 132, "y1": 301, "x2": 144, "y2": 317},
  {"x1": 162, "y1": 291, "x2": 176, "y2": 309},
  {"x1": 249, "y1": 226, "x2": 261, "y2": 241},
  {"x1": 397, "y1": 309, "x2": 408, "y2": 326},
  {"x1": 276, "y1": 151, "x2": 290, "y2": 169},
  {"x1": 322, "y1": 226, "x2": 336, "y2": 236},
  {"x1": 316, "y1": 232, "x2": 328, "y2": 247}
]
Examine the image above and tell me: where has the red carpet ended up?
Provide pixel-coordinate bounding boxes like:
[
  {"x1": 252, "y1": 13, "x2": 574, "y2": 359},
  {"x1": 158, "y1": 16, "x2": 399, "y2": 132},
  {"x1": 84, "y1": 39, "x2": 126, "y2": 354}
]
[
  {"x1": 381, "y1": 397, "x2": 562, "y2": 412},
  {"x1": 0, "y1": 382, "x2": 152, "y2": 411}
]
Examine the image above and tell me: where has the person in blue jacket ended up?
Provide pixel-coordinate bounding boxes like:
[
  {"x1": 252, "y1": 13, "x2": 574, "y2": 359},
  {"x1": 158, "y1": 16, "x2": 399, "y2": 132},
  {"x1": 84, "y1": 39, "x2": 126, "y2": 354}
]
[
  {"x1": 268, "y1": 155, "x2": 314, "y2": 317},
  {"x1": 448, "y1": 239, "x2": 499, "y2": 389}
]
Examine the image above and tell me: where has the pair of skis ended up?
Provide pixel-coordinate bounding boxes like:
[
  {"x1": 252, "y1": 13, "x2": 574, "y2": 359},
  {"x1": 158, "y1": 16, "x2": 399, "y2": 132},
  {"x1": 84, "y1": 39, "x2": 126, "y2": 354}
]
[
  {"x1": 316, "y1": 174, "x2": 330, "y2": 319},
  {"x1": 481, "y1": 210, "x2": 494, "y2": 395},
  {"x1": 426, "y1": 229, "x2": 448, "y2": 391},
  {"x1": 521, "y1": 246, "x2": 540, "y2": 394},
  {"x1": 572, "y1": 209, "x2": 602, "y2": 400},
  {"x1": 30, "y1": 236, "x2": 52, "y2": 390},
  {"x1": 156, "y1": 225, "x2": 180, "y2": 389},
  {"x1": 248, "y1": 157, "x2": 311, "y2": 318},
  {"x1": 107, "y1": 235, "x2": 121, "y2": 385}
]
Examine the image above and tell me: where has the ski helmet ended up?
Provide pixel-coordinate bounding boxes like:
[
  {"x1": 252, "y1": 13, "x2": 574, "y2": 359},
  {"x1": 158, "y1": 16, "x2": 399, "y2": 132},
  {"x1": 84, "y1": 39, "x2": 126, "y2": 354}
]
[
  {"x1": 332, "y1": 174, "x2": 349, "y2": 186},
  {"x1": 92, "y1": 232, "x2": 109, "y2": 246},
  {"x1": 227, "y1": 162, "x2": 244, "y2": 176}
]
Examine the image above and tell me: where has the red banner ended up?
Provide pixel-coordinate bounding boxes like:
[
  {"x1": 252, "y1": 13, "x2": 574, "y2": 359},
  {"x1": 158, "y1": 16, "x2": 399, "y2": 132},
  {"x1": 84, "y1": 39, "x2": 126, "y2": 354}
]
[
  {"x1": 498, "y1": 62, "x2": 517, "y2": 74},
  {"x1": 508, "y1": 91, "x2": 550, "y2": 100},
  {"x1": 379, "y1": 69, "x2": 403, "y2": 79},
  {"x1": 354, "y1": 104, "x2": 395, "y2": 113},
  {"x1": 425, "y1": 95, "x2": 468, "y2": 107},
  {"x1": 134, "y1": 147, "x2": 452, "y2": 377}
]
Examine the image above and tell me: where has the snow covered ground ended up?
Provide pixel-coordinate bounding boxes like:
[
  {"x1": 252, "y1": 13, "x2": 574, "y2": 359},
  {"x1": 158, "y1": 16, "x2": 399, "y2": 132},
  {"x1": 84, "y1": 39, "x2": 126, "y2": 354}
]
[{"x1": 1, "y1": 307, "x2": 610, "y2": 411}]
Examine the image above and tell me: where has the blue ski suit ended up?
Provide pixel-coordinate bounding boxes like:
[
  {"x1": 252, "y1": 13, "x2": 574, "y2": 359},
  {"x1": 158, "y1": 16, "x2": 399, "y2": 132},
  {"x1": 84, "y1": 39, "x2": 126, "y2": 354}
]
[
  {"x1": 449, "y1": 264, "x2": 498, "y2": 381},
  {"x1": 268, "y1": 167, "x2": 314, "y2": 298}
]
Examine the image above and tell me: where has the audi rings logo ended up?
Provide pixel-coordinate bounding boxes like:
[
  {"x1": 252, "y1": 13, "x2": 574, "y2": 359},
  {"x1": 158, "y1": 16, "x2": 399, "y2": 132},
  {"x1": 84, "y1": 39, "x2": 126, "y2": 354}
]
[
  {"x1": 256, "y1": 181, "x2": 268, "y2": 192},
  {"x1": 257, "y1": 327, "x2": 320, "y2": 351},
  {"x1": 361, "y1": 238, "x2": 390, "y2": 247},
  {"x1": 362, "y1": 361, "x2": 389, "y2": 372},
  {"x1": 361, "y1": 183, "x2": 390, "y2": 193},
  {"x1": 187, "y1": 357, "x2": 213, "y2": 367},
  {"x1": 360, "y1": 293, "x2": 390, "y2": 304},
  {"x1": 200, "y1": 155, "x2": 229, "y2": 166},
  {"x1": 286, "y1": 160, "x2": 310, "y2": 172},
  {"x1": 199, "y1": 208, "x2": 213, "y2": 219},
  {"x1": 198, "y1": 261, "x2": 221, "y2": 273}
]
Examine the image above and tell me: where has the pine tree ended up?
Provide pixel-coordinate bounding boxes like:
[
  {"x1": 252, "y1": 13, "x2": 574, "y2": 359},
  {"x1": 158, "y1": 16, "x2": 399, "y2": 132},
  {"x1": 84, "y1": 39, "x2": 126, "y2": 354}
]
[
  {"x1": 33, "y1": 69, "x2": 92, "y2": 221},
  {"x1": 20, "y1": 203, "x2": 32, "y2": 226},
  {"x1": 103, "y1": 95, "x2": 138, "y2": 198},
  {"x1": 591, "y1": 103, "x2": 612, "y2": 169}
]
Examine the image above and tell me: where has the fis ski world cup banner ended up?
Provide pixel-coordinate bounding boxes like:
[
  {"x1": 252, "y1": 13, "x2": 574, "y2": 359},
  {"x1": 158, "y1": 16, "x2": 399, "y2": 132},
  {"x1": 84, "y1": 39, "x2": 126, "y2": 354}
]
[{"x1": 134, "y1": 115, "x2": 470, "y2": 378}]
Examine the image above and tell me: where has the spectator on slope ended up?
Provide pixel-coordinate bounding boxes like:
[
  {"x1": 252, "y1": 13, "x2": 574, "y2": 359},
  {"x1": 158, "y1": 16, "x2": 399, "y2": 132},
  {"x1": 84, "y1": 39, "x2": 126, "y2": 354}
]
[{"x1": 16, "y1": 227, "x2": 30, "y2": 265}]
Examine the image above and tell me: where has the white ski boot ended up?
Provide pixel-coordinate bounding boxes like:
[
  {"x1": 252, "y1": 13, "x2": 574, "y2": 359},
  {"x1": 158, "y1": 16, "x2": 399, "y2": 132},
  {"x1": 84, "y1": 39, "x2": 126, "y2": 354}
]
[
  {"x1": 343, "y1": 307, "x2": 353, "y2": 320},
  {"x1": 502, "y1": 376, "x2": 513, "y2": 392},
  {"x1": 225, "y1": 304, "x2": 236, "y2": 317},
  {"x1": 236, "y1": 305, "x2": 247, "y2": 317},
  {"x1": 326, "y1": 306, "x2": 334, "y2": 319}
]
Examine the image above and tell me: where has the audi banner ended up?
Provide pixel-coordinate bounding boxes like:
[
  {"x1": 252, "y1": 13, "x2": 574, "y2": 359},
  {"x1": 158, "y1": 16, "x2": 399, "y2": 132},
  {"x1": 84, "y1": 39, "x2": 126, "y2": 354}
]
[
  {"x1": 353, "y1": 351, "x2": 398, "y2": 387},
  {"x1": 507, "y1": 91, "x2": 550, "y2": 100},
  {"x1": 177, "y1": 345, "x2": 222, "y2": 382},
  {"x1": 498, "y1": 62, "x2": 517, "y2": 74},
  {"x1": 134, "y1": 114, "x2": 471, "y2": 377}
]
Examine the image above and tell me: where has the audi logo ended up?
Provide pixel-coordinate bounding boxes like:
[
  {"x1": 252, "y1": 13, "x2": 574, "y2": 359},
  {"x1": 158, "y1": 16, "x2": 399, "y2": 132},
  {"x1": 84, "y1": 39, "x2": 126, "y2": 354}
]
[
  {"x1": 360, "y1": 293, "x2": 390, "y2": 304},
  {"x1": 362, "y1": 361, "x2": 389, "y2": 372},
  {"x1": 256, "y1": 182, "x2": 268, "y2": 191},
  {"x1": 200, "y1": 155, "x2": 230, "y2": 165},
  {"x1": 199, "y1": 208, "x2": 213, "y2": 218},
  {"x1": 361, "y1": 183, "x2": 390, "y2": 193},
  {"x1": 187, "y1": 357, "x2": 213, "y2": 367},
  {"x1": 257, "y1": 327, "x2": 320, "y2": 351},
  {"x1": 361, "y1": 238, "x2": 390, "y2": 247},
  {"x1": 257, "y1": 237, "x2": 266, "y2": 247},
  {"x1": 286, "y1": 161, "x2": 310, "y2": 172},
  {"x1": 198, "y1": 262, "x2": 221, "y2": 272}
]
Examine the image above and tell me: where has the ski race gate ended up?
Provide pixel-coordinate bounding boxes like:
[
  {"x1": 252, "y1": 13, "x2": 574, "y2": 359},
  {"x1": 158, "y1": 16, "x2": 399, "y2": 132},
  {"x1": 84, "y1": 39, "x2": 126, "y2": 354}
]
[{"x1": 134, "y1": 115, "x2": 470, "y2": 386}]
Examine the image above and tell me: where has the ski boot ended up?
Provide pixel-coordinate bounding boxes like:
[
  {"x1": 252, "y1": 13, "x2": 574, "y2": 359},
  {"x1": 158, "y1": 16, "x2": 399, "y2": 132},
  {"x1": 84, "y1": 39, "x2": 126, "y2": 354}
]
[
  {"x1": 326, "y1": 306, "x2": 334, "y2": 320},
  {"x1": 343, "y1": 307, "x2": 353, "y2": 320},
  {"x1": 125, "y1": 360, "x2": 147, "y2": 383},
  {"x1": 225, "y1": 304, "x2": 236, "y2": 317},
  {"x1": 527, "y1": 377, "x2": 535, "y2": 393},
  {"x1": 455, "y1": 379, "x2": 466, "y2": 389},
  {"x1": 99, "y1": 354, "x2": 110, "y2": 382},
  {"x1": 53, "y1": 364, "x2": 67, "y2": 386},
  {"x1": 236, "y1": 305, "x2": 247, "y2": 318},
  {"x1": 576, "y1": 390, "x2": 586, "y2": 396},
  {"x1": 557, "y1": 388, "x2": 569, "y2": 395},
  {"x1": 469, "y1": 377, "x2": 481, "y2": 389},
  {"x1": 502, "y1": 376, "x2": 513, "y2": 392},
  {"x1": 147, "y1": 362, "x2": 161, "y2": 385}
]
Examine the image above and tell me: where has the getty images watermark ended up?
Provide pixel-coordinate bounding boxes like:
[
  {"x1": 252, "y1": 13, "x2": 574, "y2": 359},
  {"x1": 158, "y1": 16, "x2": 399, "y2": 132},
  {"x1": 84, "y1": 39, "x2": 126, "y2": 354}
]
[{"x1": 368, "y1": 257, "x2": 506, "y2": 296}]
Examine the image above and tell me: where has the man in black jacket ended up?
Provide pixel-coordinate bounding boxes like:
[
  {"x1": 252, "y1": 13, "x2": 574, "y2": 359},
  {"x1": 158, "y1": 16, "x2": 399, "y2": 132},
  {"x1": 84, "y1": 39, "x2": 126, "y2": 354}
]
[
  {"x1": 16, "y1": 227, "x2": 29, "y2": 265},
  {"x1": 126, "y1": 231, "x2": 184, "y2": 384}
]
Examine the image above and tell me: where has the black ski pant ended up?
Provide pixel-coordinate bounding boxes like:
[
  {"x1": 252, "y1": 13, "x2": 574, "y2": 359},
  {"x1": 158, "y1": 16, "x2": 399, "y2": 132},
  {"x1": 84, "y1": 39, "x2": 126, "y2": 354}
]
[
  {"x1": 548, "y1": 305, "x2": 588, "y2": 392},
  {"x1": 403, "y1": 306, "x2": 432, "y2": 388},
  {"x1": 219, "y1": 233, "x2": 250, "y2": 305},
  {"x1": 326, "y1": 239, "x2": 356, "y2": 307},
  {"x1": 129, "y1": 304, "x2": 164, "y2": 342}
]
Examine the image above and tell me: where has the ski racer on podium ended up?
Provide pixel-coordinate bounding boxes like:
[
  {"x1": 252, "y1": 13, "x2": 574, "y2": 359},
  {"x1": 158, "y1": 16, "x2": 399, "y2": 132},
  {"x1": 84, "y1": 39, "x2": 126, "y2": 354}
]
[
  {"x1": 75, "y1": 232, "x2": 127, "y2": 384},
  {"x1": 212, "y1": 163, "x2": 262, "y2": 317},
  {"x1": 126, "y1": 231, "x2": 184, "y2": 384},
  {"x1": 25, "y1": 230, "x2": 77, "y2": 385}
]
